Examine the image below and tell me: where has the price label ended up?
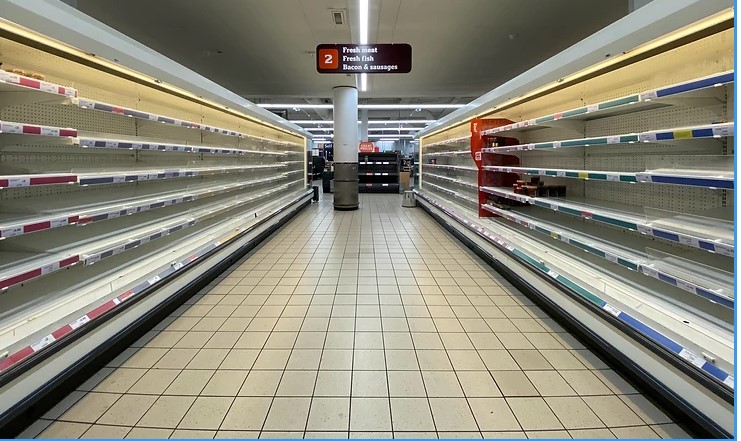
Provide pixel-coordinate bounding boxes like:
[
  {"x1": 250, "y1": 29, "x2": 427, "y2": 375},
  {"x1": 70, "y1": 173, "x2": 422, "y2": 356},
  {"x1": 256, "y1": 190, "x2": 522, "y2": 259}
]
[
  {"x1": 603, "y1": 304, "x2": 622, "y2": 316},
  {"x1": 78, "y1": 99, "x2": 95, "y2": 109},
  {"x1": 36, "y1": 82, "x2": 55, "y2": 93},
  {"x1": 678, "y1": 236, "x2": 699, "y2": 248},
  {"x1": 553, "y1": 141, "x2": 562, "y2": 148},
  {"x1": 712, "y1": 125, "x2": 732, "y2": 137},
  {"x1": 8, "y1": 177, "x2": 30, "y2": 188},
  {"x1": 538, "y1": 170, "x2": 547, "y2": 176},
  {"x1": 724, "y1": 376, "x2": 734, "y2": 388},
  {"x1": 147, "y1": 114, "x2": 158, "y2": 121},
  {"x1": 550, "y1": 204, "x2": 558, "y2": 211},
  {"x1": 0, "y1": 72, "x2": 20, "y2": 83},
  {"x1": 51, "y1": 218, "x2": 69, "y2": 228},
  {"x1": 676, "y1": 279, "x2": 695, "y2": 293},
  {"x1": 2, "y1": 226, "x2": 23, "y2": 238},
  {"x1": 112, "y1": 245, "x2": 126, "y2": 256},
  {"x1": 556, "y1": 171, "x2": 566, "y2": 177},
  {"x1": 41, "y1": 262, "x2": 60, "y2": 275},
  {"x1": 172, "y1": 262, "x2": 184, "y2": 270},
  {"x1": 587, "y1": 104, "x2": 599, "y2": 113},
  {"x1": 607, "y1": 136, "x2": 621, "y2": 144},
  {"x1": 40, "y1": 126, "x2": 60, "y2": 137},
  {"x1": 86, "y1": 254, "x2": 101, "y2": 265},
  {"x1": 108, "y1": 211, "x2": 121, "y2": 219},
  {"x1": 606, "y1": 254, "x2": 619, "y2": 264},
  {"x1": 606, "y1": 174, "x2": 620, "y2": 182},
  {"x1": 140, "y1": 236, "x2": 151, "y2": 245},
  {"x1": 112, "y1": 175, "x2": 126, "y2": 184},
  {"x1": 640, "y1": 90, "x2": 659, "y2": 101},
  {"x1": 547, "y1": 269, "x2": 560, "y2": 279},
  {"x1": 147, "y1": 275, "x2": 161, "y2": 285},
  {"x1": 639, "y1": 133, "x2": 657, "y2": 142},
  {"x1": 715, "y1": 244, "x2": 733, "y2": 257},
  {"x1": 0, "y1": 122, "x2": 23, "y2": 134},
  {"x1": 31, "y1": 335, "x2": 56, "y2": 352},
  {"x1": 69, "y1": 315, "x2": 90, "y2": 330},
  {"x1": 132, "y1": 143, "x2": 143, "y2": 150},
  {"x1": 642, "y1": 266, "x2": 659, "y2": 278},
  {"x1": 636, "y1": 225, "x2": 652, "y2": 235},
  {"x1": 679, "y1": 348, "x2": 706, "y2": 368}
]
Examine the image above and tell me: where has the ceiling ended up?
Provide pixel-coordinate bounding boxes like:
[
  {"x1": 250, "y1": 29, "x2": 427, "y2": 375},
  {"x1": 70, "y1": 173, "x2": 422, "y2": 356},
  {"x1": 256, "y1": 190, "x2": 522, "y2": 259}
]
[{"x1": 71, "y1": 0, "x2": 630, "y2": 122}]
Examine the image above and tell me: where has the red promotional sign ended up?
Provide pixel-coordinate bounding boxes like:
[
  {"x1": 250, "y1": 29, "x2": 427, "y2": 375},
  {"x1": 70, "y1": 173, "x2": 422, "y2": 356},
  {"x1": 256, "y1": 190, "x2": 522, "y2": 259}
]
[{"x1": 359, "y1": 141, "x2": 375, "y2": 153}]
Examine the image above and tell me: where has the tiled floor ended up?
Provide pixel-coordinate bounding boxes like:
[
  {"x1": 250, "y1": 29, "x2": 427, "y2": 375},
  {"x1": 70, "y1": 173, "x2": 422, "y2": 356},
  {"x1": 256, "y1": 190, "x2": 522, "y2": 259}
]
[{"x1": 22, "y1": 194, "x2": 690, "y2": 439}]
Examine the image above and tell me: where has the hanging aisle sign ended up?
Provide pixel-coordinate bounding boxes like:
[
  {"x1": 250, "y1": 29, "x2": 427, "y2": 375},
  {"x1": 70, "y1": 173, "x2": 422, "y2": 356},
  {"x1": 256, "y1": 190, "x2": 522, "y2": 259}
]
[{"x1": 316, "y1": 44, "x2": 412, "y2": 74}]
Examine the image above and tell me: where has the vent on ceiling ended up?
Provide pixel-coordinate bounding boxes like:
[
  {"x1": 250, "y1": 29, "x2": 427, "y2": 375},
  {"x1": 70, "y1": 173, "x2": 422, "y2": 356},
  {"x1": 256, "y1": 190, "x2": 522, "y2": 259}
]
[{"x1": 331, "y1": 10, "x2": 345, "y2": 25}]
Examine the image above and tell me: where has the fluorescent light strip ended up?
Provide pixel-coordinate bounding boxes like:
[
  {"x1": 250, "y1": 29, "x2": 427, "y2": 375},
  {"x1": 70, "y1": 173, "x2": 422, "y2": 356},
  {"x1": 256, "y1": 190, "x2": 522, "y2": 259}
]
[
  {"x1": 306, "y1": 127, "x2": 421, "y2": 132},
  {"x1": 291, "y1": 120, "x2": 434, "y2": 125},
  {"x1": 258, "y1": 104, "x2": 465, "y2": 109},
  {"x1": 360, "y1": 73, "x2": 368, "y2": 92},
  {"x1": 369, "y1": 134, "x2": 414, "y2": 138},
  {"x1": 360, "y1": 0, "x2": 369, "y2": 44}
]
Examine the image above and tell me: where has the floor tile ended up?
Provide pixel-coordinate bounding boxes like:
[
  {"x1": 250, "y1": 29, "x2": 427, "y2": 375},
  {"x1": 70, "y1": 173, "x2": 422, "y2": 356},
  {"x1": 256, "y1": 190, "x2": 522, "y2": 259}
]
[
  {"x1": 125, "y1": 427, "x2": 173, "y2": 438},
  {"x1": 60, "y1": 392, "x2": 122, "y2": 423},
  {"x1": 165, "y1": 370, "x2": 214, "y2": 395},
  {"x1": 428, "y1": 398, "x2": 478, "y2": 431},
  {"x1": 98, "y1": 394, "x2": 157, "y2": 426},
  {"x1": 239, "y1": 370, "x2": 283, "y2": 396},
  {"x1": 507, "y1": 397, "x2": 563, "y2": 430},
  {"x1": 390, "y1": 398, "x2": 435, "y2": 431},
  {"x1": 315, "y1": 370, "x2": 352, "y2": 396},
  {"x1": 546, "y1": 397, "x2": 604, "y2": 429},
  {"x1": 352, "y1": 370, "x2": 388, "y2": 397},
  {"x1": 137, "y1": 395, "x2": 195, "y2": 428},
  {"x1": 263, "y1": 397, "x2": 311, "y2": 430},
  {"x1": 582, "y1": 396, "x2": 644, "y2": 427},
  {"x1": 610, "y1": 426, "x2": 660, "y2": 438},
  {"x1": 468, "y1": 397, "x2": 521, "y2": 431},
  {"x1": 350, "y1": 398, "x2": 391, "y2": 431},
  {"x1": 276, "y1": 370, "x2": 318, "y2": 396},
  {"x1": 387, "y1": 370, "x2": 427, "y2": 397},
  {"x1": 306, "y1": 397, "x2": 350, "y2": 431},
  {"x1": 525, "y1": 371, "x2": 576, "y2": 396},
  {"x1": 177, "y1": 396, "x2": 233, "y2": 430},
  {"x1": 202, "y1": 370, "x2": 249, "y2": 396},
  {"x1": 567, "y1": 428, "x2": 615, "y2": 438},
  {"x1": 80, "y1": 424, "x2": 131, "y2": 438},
  {"x1": 170, "y1": 429, "x2": 217, "y2": 438},
  {"x1": 422, "y1": 371, "x2": 464, "y2": 397},
  {"x1": 38, "y1": 421, "x2": 92, "y2": 438},
  {"x1": 221, "y1": 397, "x2": 272, "y2": 430},
  {"x1": 457, "y1": 371, "x2": 502, "y2": 397}
]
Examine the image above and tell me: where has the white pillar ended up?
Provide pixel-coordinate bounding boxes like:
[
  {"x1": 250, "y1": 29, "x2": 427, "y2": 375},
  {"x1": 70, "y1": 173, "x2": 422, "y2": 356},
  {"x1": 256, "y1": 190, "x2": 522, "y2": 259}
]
[
  {"x1": 360, "y1": 108, "x2": 369, "y2": 142},
  {"x1": 333, "y1": 86, "x2": 359, "y2": 210}
]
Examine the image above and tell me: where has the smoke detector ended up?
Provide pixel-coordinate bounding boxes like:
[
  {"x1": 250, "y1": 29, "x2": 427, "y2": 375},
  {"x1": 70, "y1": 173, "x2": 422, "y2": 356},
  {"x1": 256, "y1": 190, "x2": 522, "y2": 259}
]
[{"x1": 331, "y1": 10, "x2": 346, "y2": 25}]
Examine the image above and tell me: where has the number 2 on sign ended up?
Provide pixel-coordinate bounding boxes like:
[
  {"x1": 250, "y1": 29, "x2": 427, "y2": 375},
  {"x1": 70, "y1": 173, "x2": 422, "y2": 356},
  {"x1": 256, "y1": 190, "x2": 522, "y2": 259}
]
[{"x1": 318, "y1": 48, "x2": 339, "y2": 69}]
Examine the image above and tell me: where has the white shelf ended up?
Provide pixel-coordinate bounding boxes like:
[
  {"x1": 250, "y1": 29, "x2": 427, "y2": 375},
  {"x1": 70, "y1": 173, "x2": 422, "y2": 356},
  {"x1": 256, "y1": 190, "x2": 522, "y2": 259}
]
[
  {"x1": 0, "y1": 175, "x2": 284, "y2": 239},
  {"x1": 422, "y1": 150, "x2": 470, "y2": 157},
  {"x1": 482, "y1": 123, "x2": 733, "y2": 154},
  {"x1": 481, "y1": 203, "x2": 733, "y2": 308},
  {"x1": 481, "y1": 186, "x2": 733, "y2": 256},
  {"x1": 0, "y1": 69, "x2": 77, "y2": 100},
  {"x1": 424, "y1": 172, "x2": 477, "y2": 190},
  {"x1": 483, "y1": 161, "x2": 734, "y2": 190},
  {"x1": 417, "y1": 190, "x2": 733, "y2": 391},
  {"x1": 0, "y1": 181, "x2": 300, "y2": 291},
  {"x1": 423, "y1": 134, "x2": 471, "y2": 148},
  {"x1": 423, "y1": 163, "x2": 477, "y2": 172},
  {"x1": 482, "y1": 72, "x2": 734, "y2": 136},
  {"x1": 0, "y1": 189, "x2": 312, "y2": 373}
]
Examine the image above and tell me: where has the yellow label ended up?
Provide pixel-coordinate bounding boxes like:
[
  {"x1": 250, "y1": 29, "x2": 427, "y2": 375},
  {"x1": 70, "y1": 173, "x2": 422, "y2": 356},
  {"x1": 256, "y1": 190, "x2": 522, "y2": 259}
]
[
  {"x1": 578, "y1": 172, "x2": 589, "y2": 179},
  {"x1": 673, "y1": 130, "x2": 692, "y2": 139},
  {"x1": 550, "y1": 232, "x2": 559, "y2": 239}
]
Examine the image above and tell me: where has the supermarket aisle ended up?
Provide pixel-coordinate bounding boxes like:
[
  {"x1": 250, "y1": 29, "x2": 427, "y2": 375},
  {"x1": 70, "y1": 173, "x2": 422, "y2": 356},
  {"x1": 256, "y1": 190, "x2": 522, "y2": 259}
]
[{"x1": 23, "y1": 195, "x2": 689, "y2": 439}]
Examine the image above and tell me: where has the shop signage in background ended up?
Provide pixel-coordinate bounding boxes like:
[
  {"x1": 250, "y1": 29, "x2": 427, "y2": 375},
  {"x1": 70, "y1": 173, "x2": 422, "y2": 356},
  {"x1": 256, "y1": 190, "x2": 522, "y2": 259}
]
[
  {"x1": 359, "y1": 141, "x2": 375, "y2": 153},
  {"x1": 317, "y1": 44, "x2": 412, "y2": 74}
]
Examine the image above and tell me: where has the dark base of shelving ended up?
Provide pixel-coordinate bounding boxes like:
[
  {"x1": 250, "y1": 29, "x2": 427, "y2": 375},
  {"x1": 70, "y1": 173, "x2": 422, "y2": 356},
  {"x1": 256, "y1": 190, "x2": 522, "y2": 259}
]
[
  {"x1": 358, "y1": 184, "x2": 400, "y2": 193},
  {"x1": 0, "y1": 197, "x2": 312, "y2": 438},
  {"x1": 416, "y1": 199, "x2": 724, "y2": 440}
]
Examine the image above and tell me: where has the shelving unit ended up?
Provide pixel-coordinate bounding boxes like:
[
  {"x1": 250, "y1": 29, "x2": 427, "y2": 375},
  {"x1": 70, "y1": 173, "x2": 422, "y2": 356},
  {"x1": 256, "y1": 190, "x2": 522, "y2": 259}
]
[
  {"x1": 417, "y1": 11, "x2": 735, "y2": 436},
  {"x1": 358, "y1": 151, "x2": 400, "y2": 193},
  {"x1": 0, "y1": 24, "x2": 311, "y2": 389}
]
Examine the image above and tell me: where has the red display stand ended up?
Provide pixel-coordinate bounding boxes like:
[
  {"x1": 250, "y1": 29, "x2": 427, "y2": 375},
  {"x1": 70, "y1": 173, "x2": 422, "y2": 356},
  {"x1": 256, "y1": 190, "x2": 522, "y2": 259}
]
[{"x1": 469, "y1": 118, "x2": 520, "y2": 217}]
